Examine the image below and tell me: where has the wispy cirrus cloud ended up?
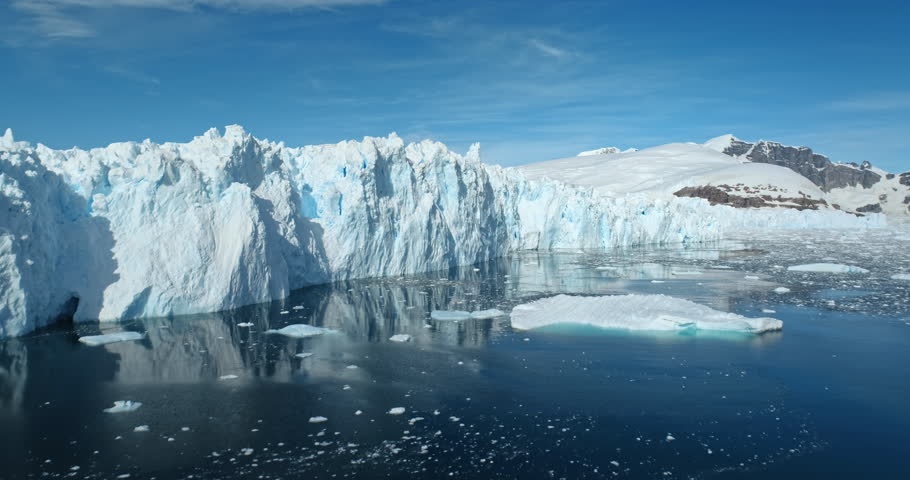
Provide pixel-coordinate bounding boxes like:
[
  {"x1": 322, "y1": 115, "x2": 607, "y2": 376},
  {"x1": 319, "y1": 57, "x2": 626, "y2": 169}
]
[
  {"x1": 103, "y1": 65, "x2": 161, "y2": 85},
  {"x1": 827, "y1": 92, "x2": 910, "y2": 111},
  {"x1": 527, "y1": 38, "x2": 569, "y2": 58},
  {"x1": 8, "y1": 0, "x2": 385, "y2": 41}
]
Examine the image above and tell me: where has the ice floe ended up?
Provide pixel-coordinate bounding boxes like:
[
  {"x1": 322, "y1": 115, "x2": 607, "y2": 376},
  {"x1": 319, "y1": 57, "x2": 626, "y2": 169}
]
[
  {"x1": 510, "y1": 294, "x2": 782, "y2": 334},
  {"x1": 265, "y1": 324, "x2": 336, "y2": 338},
  {"x1": 431, "y1": 309, "x2": 506, "y2": 321},
  {"x1": 787, "y1": 263, "x2": 869, "y2": 273},
  {"x1": 103, "y1": 401, "x2": 142, "y2": 413},
  {"x1": 78, "y1": 331, "x2": 144, "y2": 346}
]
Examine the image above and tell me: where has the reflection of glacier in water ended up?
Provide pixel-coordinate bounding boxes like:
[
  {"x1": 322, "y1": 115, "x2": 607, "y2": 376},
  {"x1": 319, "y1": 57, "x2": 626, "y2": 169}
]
[{"x1": 1, "y1": 231, "x2": 910, "y2": 480}]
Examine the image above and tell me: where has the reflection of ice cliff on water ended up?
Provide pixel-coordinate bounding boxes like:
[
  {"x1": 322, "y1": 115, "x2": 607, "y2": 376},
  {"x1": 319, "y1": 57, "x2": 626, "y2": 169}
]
[{"x1": 0, "y1": 339, "x2": 26, "y2": 412}]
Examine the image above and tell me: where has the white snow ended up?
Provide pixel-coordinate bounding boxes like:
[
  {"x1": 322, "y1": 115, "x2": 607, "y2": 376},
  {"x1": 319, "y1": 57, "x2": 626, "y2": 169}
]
[
  {"x1": 78, "y1": 332, "x2": 144, "y2": 346},
  {"x1": 388, "y1": 407, "x2": 406, "y2": 415},
  {"x1": 0, "y1": 126, "x2": 882, "y2": 337},
  {"x1": 787, "y1": 263, "x2": 870, "y2": 273},
  {"x1": 265, "y1": 324, "x2": 336, "y2": 338},
  {"x1": 103, "y1": 401, "x2": 142, "y2": 413},
  {"x1": 389, "y1": 334, "x2": 412, "y2": 342},
  {"x1": 510, "y1": 294, "x2": 782, "y2": 334}
]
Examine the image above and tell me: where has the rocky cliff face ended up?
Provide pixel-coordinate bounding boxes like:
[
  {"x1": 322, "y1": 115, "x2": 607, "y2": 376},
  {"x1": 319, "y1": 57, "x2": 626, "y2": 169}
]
[{"x1": 720, "y1": 138, "x2": 881, "y2": 192}]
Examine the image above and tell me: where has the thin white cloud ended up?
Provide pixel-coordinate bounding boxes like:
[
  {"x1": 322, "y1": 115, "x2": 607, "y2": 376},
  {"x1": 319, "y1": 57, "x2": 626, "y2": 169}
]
[
  {"x1": 827, "y1": 92, "x2": 910, "y2": 112},
  {"x1": 103, "y1": 65, "x2": 161, "y2": 85},
  {"x1": 528, "y1": 39, "x2": 568, "y2": 58},
  {"x1": 10, "y1": 0, "x2": 385, "y2": 40}
]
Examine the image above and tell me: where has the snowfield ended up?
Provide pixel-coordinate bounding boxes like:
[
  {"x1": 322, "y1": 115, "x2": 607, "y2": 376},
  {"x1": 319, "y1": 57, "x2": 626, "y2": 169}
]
[
  {"x1": 0, "y1": 127, "x2": 882, "y2": 337},
  {"x1": 510, "y1": 294, "x2": 783, "y2": 334}
]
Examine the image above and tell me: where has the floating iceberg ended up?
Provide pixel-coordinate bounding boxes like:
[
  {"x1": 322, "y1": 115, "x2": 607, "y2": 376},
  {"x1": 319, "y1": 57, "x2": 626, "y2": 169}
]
[
  {"x1": 265, "y1": 324, "x2": 336, "y2": 338},
  {"x1": 470, "y1": 309, "x2": 506, "y2": 319},
  {"x1": 510, "y1": 294, "x2": 782, "y2": 334},
  {"x1": 78, "y1": 332, "x2": 144, "y2": 346},
  {"x1": 389, "y1": 334, "x2": 412, "y2": 342},
  {"x1": 432, "y1": 309, "x2": 506, "y2": 321},
  {"x1": 387, "y1": 407, "x2": 406, "y2": 415},
  {"x1": 431, "y1": 311, "x2": 472, "y2": 321},
  {"x1": 103, "y1": 401, "x2": 142, "y2": 413},
  {"x1": 787, "y1": 263, "x2": 870, "y2": 273}
]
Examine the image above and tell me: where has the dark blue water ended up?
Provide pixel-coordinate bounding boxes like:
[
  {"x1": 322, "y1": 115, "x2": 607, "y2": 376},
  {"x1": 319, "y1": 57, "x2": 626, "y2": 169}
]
[{"x1": 1, "y1": 245, "x2": 908, "y2": 479}]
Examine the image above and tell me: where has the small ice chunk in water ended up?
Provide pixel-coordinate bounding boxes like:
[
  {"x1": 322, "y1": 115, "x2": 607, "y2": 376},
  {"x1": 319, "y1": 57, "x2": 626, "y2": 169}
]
[
  {"x1": 133, "y1": 425, "x2": 150, "y2": 432},
  {"x1": 891, "y1": 274, "x2": 910, "y2": 281},
  {"x1": 103, "y1": 401, "x2": 142, "y2": 413},
  {"x1": 787, "y1": 263, "x2": 869, "y2": 273},
  {"x1": 744, "y1": 275, "x2": 759, "y2": 280},
  {"x1": 295, "y1": 352, "x2": 314, "y2": 359},
  {"x1": 389, "y1": 334, "x2": 412, "y2": 342},
  {"x1": 774, "y1": 287, "x2": 791, "y2": 294},
  {"x1": 219, "y1": 374, "x2": 239, "y2": 380},
  {"x1": 431, "y1": 310, "x2": 471, "y2": 321},
  {"x1": 265, "y1": 324, "x2": 336, "y2": 338},
  {"x1": 308, "y1": 416, "x2": 328, "y2": 423},
  {"x1": 237, "y1": 322, "x2": 254, "y2": 327},
  {"x1": 470, "y1": 309, "x2": 506, "y2": 319},
  {"x1": 387, "y1": 407, "x2": 406, "y2": 415},
  {"x1": 78, "y1": 332, "x2": 144, "y2": 346},
  {"x1": 346, "y1": 365, "x2": 359, "y2": 369},
  {"x1": 666, "y1": 434, "x2": 675, "y2": 442}
]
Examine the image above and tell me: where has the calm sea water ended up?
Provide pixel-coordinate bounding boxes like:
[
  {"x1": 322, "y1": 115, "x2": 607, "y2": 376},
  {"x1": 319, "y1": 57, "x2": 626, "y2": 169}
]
[{"x1": 1, "y1": 233, "x2": 909, "y2": 479}]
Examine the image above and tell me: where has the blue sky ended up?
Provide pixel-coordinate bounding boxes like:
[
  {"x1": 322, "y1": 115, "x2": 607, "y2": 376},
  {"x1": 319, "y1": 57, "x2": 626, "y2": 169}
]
[{"x1": 1, "y1": 0, "x2": 908, "y2": 171}]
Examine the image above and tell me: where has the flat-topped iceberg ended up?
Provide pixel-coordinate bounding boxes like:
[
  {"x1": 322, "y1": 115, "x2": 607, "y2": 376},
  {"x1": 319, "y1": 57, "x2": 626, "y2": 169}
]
[
  {"x1": 787, "y1": 263, "x2": 870, "y2": 273},
  {"x1": 265, "y1": 324, "x2": 336, "y2": 338},
  {"x1": 510, "y1": 294, "x2": 782, "y2": 334},
  {"x1": 431, "y1": 309, "x2": 507, "y2": 321},
  {"x1": 78, "y1": 331, "x2": 144, "y2": 346}
]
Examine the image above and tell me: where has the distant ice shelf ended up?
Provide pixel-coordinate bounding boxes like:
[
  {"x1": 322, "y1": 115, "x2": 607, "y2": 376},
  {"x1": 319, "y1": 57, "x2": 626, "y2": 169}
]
[{"x1": 510, "y1": 294, "x2": 783, "y2": 334}]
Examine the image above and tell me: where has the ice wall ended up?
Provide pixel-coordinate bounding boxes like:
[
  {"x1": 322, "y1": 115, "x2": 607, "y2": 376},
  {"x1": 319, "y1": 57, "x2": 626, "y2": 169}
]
[{"x1": 0, "y1": 126, "x2": 882, "y2": 337}]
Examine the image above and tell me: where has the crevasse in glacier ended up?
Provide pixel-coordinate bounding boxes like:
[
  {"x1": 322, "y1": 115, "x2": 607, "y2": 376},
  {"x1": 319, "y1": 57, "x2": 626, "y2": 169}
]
[{"x1": 0, "y1": 126, "x2": 882, "y2": 337}]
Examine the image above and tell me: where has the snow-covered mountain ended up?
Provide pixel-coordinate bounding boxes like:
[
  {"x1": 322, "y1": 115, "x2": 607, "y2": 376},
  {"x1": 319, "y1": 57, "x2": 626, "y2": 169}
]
[
  {"x1": 520, "y1": 142, "x2": 834, "y2": 212},
  {"x1": 705, "y1": 134, "x2": 910, "y2": 217},
  {"x1": 0, "y1": 127, "x2": 881, "y2": 337},
  {"x1": 534, "y1": 136, "x2": 909, "y2": 218}
]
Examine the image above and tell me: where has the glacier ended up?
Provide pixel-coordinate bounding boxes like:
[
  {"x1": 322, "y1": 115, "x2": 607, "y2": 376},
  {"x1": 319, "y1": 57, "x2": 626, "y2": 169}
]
[{"x1": 0, "y1": 126, "x2": 883, "y2": 337}]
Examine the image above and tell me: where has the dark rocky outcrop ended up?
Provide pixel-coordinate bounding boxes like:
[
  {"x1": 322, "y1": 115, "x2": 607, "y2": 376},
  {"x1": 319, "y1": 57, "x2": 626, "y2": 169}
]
[
  {"x1": 674, "y1": 185, "x2": 828, "y2": 211},
  {"x1": 900, "y1": 172, "x2": 910, "y2": 187},
  {"x1": 856, "y1": 203, "x2": 883, "y2": 213},
  {"x1": 721, "y1": 139, "x2": 881, "y2": 191}
]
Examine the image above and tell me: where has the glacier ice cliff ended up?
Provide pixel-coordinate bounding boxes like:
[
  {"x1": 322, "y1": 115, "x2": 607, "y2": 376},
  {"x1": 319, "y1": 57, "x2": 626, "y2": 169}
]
[{"x1": 0, "y1": 126, "x2": 883, "y2": 337}]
